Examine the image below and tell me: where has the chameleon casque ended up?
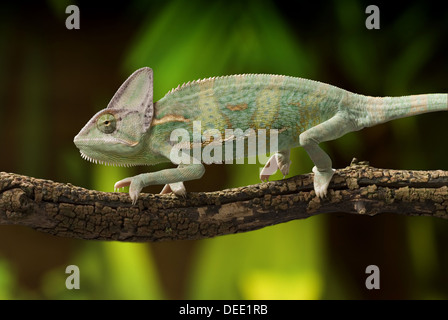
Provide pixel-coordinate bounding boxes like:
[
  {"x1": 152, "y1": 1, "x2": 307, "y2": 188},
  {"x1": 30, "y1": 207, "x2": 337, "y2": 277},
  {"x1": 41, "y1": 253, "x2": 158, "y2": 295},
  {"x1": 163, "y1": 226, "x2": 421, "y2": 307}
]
[{"x1": 74, "y1": 67, "x2": 447, "y2": 204}]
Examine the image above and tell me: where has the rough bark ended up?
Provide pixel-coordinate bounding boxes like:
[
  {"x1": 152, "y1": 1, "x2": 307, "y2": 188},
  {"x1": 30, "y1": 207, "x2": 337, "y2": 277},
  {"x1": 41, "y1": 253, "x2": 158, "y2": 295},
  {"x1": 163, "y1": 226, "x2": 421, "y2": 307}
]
[{"x1": 1, "y1": 159, "x2": 448, "y2": 242}]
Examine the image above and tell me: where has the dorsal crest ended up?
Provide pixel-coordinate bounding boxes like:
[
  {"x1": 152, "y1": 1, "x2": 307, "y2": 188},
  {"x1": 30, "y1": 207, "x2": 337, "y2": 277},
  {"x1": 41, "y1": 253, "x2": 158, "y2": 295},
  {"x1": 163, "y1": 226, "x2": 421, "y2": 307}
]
[{"x1": 165, "y1": 74, "x2": 255, "y2": 95}]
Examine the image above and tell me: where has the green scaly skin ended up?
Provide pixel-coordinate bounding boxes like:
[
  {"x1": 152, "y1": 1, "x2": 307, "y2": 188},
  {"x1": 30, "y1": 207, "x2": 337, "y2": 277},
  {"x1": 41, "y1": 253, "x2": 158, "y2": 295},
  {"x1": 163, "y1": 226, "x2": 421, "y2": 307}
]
[{"x1": 74, "y1": 67, "x2": 448, "y2": 204}]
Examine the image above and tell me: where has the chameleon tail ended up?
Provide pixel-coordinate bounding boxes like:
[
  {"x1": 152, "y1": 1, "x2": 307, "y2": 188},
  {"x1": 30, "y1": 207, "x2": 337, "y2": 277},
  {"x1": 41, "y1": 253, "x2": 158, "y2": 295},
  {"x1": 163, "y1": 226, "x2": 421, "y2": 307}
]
[{"x1": 358, "y1": 93, "x2": 448, "y2": 127}]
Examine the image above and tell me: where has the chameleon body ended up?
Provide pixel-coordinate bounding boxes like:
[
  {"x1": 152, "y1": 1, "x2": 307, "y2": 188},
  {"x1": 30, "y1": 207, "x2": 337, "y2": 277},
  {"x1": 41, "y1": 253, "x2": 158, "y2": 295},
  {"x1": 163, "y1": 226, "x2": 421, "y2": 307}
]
[{"x1": 74, "y1": 67, "x2": 447, "y2": 204}]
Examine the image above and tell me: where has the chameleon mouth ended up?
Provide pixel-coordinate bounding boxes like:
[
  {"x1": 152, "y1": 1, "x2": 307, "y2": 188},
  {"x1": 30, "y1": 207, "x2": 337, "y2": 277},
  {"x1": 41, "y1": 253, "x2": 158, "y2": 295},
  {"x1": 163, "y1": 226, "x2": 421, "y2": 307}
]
[{"x1": 80, "y1": 151, "x2": 136, "y2": 167}]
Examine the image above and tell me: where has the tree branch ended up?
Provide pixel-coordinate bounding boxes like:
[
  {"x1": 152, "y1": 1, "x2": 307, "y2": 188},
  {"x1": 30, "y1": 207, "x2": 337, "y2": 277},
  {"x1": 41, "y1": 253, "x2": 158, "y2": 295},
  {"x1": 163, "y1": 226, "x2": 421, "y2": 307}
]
[{"x1": 1, "y1": 159, "x2": 448, "y2": 242}]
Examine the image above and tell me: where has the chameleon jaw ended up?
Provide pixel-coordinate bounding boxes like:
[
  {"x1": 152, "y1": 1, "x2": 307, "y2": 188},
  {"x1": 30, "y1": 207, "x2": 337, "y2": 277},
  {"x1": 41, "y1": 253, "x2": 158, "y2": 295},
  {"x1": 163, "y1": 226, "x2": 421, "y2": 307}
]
[{"x1": 79, "y1": 151, "x2": 137, "y2": 167}]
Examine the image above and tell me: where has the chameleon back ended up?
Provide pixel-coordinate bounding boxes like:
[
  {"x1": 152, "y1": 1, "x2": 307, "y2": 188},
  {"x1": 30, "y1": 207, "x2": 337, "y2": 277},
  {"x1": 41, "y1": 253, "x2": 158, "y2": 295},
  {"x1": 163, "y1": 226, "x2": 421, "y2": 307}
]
[{"x1": 151, "y1": 74, "x2": 346, "y2": 154}]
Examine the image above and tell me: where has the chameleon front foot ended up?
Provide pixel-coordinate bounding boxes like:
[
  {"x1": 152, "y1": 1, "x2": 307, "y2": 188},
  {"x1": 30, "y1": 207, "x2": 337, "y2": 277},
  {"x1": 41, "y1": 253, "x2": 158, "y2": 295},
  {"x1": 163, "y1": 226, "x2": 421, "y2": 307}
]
[
  {"x1": 114, "y1": 176, "x2": 144, "y2": 205},
  {"x1": 312, "y1": 166, "x2": 335, "y2": 198},
  {"x1": 114, "y1": 177, "x2": 187, "y2": 204},
  {"x1": 160, "y1": 182, "x2": 187, "y2": 197}
]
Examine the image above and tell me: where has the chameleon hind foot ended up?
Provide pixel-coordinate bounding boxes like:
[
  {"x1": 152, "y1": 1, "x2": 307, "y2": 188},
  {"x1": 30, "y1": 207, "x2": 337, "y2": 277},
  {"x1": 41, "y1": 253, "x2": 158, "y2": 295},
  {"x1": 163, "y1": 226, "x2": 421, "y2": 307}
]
[
  {"x1": 277, "y1": 153, "x2": 291, "y2": 178},
  {"x1": 312, "y1": 166, "x2": 335, "y2": 198},
  {"x1": 160, "y1": 182, "x2": 186, "y2": 197},
  {"x1": 260, "y1": 152, "x2": 291, "y2": 181}
]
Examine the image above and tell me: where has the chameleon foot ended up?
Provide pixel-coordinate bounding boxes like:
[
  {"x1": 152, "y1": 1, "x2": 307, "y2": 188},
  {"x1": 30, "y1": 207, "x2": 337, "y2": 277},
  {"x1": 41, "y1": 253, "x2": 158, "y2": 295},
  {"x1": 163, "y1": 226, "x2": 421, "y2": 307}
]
[
  {"x1": 312, "y1": 166, "x2": 335, "y2": 198},
  {"x1": 114, "y1": 176, "x2": 144, "y2": 205},
  {"x1": 260, "y1": 153, "x2": 291, "y2": 181},
  {"x1": 276, "y1": 153, "x2": 291, "y2": 178},
  {"x1": 160, "y1": 182, "x2": 186, "y2": 197},
  {"x1": 260, "y1": 154, "x2": 279, "y2": 181}
]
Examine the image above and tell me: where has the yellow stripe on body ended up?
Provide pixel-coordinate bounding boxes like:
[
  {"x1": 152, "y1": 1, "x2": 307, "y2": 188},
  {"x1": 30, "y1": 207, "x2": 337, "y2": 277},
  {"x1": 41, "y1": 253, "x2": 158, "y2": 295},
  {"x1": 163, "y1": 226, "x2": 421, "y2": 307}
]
[{"x1": 152, "y1": 114, "x2": 190, "y2": 125}]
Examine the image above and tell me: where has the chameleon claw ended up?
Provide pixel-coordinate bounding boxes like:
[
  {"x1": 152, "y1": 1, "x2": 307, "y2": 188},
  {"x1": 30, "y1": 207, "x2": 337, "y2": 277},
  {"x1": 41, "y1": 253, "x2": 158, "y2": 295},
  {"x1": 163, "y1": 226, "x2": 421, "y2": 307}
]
[{"x1": 129, "y1": 187, "x2": 141, "y2": 205}]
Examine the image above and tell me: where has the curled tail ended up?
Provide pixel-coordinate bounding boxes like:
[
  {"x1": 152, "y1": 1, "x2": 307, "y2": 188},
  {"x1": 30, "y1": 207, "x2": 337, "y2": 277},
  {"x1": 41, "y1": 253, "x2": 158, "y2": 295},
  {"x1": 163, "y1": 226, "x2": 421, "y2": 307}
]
[{"x1": 355, "y1": 93, "x2": 448, "y2": 128}]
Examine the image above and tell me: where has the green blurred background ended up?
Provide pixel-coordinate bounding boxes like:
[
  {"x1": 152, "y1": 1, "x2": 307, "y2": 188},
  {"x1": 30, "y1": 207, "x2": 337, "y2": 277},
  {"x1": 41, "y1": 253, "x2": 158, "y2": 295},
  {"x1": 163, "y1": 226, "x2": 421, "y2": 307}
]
[{"x1": 0, "y1": 0, "x2": 448, "y2": 299}]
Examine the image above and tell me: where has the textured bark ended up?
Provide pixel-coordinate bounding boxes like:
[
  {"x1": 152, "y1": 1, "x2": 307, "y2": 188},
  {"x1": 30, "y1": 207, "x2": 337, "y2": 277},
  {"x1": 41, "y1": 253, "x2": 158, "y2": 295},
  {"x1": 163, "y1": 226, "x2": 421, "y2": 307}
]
[{"x1": 1, "y1": 159, "x2": 448, "y2": 242}]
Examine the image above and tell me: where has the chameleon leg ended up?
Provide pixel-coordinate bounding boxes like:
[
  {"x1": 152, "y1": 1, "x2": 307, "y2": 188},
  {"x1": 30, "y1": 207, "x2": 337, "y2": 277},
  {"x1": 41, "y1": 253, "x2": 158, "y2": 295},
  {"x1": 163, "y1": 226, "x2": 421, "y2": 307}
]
[
  {"x1": 114, "y1": 163, "x2": 204, "y2": 204},
  {"x1": 260, "y1": 150, "x2": 291, "y2": 181},
  {"x1": 299, "y1": 114, "x2": 358, "y2": 198},
  {"x1": 160, "y1": 165, "x2": 187, "y2": 196}
]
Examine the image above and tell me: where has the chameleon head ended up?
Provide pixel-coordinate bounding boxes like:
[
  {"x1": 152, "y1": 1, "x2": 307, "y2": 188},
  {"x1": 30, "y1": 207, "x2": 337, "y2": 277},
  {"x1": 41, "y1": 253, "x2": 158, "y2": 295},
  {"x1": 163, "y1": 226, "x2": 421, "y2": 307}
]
[{"x1": 74, "y1": 67, "x2": 154, "y2": 166}]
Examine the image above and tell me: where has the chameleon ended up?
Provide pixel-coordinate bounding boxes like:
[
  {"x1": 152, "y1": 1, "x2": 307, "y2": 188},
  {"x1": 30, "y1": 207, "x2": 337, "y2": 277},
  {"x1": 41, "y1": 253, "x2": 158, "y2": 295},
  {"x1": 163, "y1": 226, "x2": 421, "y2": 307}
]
[{"x1": 74, "y1": 67, "x2": 447, "y2": 204}]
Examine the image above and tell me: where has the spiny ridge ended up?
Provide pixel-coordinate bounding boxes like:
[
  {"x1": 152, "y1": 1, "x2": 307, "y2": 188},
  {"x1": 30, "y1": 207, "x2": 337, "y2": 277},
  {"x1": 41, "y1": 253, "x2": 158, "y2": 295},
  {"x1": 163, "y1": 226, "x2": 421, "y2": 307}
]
[
  {"x1": 80, "y1": 151, "x2": 136, "y2": 167},
  {"x1": 165, "y1": 73, "x2": 288, "y2": 96}
]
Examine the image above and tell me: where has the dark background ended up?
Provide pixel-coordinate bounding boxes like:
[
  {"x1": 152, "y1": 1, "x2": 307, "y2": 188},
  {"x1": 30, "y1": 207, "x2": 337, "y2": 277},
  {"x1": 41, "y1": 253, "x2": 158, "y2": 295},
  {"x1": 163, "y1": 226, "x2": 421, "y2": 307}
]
[{"x1": 0, "y1": 0, "x2": 447, "y2": 299}]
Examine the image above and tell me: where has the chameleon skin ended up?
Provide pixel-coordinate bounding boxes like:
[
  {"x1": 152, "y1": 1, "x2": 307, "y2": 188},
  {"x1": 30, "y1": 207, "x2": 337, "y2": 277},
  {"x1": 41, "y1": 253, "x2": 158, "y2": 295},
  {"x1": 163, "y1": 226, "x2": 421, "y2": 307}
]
[{"x1": 74, "y1": 67, "x2": 448, "y2": 204}]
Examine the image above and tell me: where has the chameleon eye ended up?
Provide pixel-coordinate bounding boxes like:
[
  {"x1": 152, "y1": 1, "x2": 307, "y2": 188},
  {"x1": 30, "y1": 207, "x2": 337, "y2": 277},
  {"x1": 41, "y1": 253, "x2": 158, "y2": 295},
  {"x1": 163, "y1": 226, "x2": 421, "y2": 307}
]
[{"x1": 97, "y1": 113, "x2": 117, "y2": 134}]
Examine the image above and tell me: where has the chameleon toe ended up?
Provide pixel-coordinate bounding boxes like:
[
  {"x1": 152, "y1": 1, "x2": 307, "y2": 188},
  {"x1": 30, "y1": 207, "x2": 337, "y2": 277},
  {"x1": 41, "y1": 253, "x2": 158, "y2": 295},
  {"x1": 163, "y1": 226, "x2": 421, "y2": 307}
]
[{"x1": 114, "y1": 178, "x2": 131, "y2": 189}]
